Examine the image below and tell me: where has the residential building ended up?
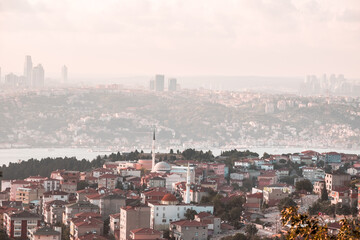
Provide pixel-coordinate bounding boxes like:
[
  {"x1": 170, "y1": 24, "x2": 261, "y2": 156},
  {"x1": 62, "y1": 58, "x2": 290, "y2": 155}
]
[
  {"x1": 170, "y1": 220, "x2": 208, "y2": 240},
  {"x1": 3, "y1": 210, "x2": 41, "y2": 239},
  {"x1": 129, "y1": 228, "x2": 163, "y2": 240},
  {"x1": 63, "y1": 201, "x2": 99, "y2": 225},
  {"x1": 325, "y1": 173, "x2": 351, "y2": 192},
  {"x1": 263, "y1": 184, "x2": 293, "y2": 206},
  {"x1": 70, "y1": 216, "x2": 103, "y2": 240},
  {"x1": 28, "y1": 226, "x2": 61, "y2": 240},
  {"x1": 149, "y1": 193, "x2": 214, "y2": 230},
  {"x1": 120, "y1": 205, "x2": 150, "y2": 240}
]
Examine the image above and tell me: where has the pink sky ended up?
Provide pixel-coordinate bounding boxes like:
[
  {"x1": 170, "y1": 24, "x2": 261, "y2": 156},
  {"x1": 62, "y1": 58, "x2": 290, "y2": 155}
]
[{"x1": 0, "y1": 0, "x2": 359, "y2": 78}]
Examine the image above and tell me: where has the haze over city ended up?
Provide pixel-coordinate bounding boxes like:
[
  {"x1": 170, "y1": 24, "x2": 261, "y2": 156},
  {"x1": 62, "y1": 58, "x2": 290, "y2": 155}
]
[
  {"x1": 1, "y1": 0, "x2": 360, "y2": 80},
  {"x1": 0, "y1": 1, "x2": 360, "y2": 240}
]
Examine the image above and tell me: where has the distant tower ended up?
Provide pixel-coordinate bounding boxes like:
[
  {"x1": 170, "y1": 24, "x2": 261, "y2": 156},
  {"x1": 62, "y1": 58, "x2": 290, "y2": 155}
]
[
  {"x1": 61, "y1": 65, "x2": 68, "y2": 83},
  {"x1": 24, "y1": 55, "x2": 33, "y2": 87},
  {"x1": 32, "y1": 64, "x2": 44, "y2": 88},
  {"x1": 185, "y1": 163, "x2": 191, "y2": 204},
  {"x1": 168, "y1": 78, "x2": 177, "y2": 91},
  {"x1": 151, "y1": 130, "x2": 156, "y2": 172},
  {"x1": 155, "y1": 75, "x2": 164, "y2": 92}
]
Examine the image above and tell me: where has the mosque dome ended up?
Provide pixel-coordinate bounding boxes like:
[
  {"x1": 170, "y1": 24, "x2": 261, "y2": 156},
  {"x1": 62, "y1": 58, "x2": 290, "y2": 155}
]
[
  {"x1": 161, "y1": 193, "x2": 178, "y2": 205},
  {"x1": 153, "y1": 162, "x2": 171, "y2": 173}
]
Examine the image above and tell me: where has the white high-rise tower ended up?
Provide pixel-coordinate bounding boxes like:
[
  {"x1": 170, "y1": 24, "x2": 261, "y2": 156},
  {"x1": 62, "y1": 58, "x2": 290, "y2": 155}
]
[
  {"x1": 185, "y1": 163, "x2": 191, "y2": 204},
  {"x1": 151, "y1": 130, "x2": 156, "y2": 172},
  {"x1": 61, "y1": 65, "x2": 68, "y2": 83},
  {"x1": 24, "y1": 55, "x2": 33, "y2": 87}
]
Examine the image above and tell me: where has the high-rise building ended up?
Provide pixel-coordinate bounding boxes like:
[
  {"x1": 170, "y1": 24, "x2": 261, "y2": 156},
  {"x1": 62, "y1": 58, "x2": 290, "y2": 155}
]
[
  {"x1": 24, "y1": 55, "x2": 33, "y2": 87},
  {"x1": 168, "y1": 78, "x2": 177, "y2": 91},
  {"x1": 155, "y1": 74, "x2": 164, "y2": 92},
  {"x1": 32, "y1": 64, "x2": 45, "y2": 88},
  {"x1": 149, "y1": 80, "x2": 155, "y2": 90},
  {"x1": 61, "y1": 65, "x2": 68, "y2": 83}
]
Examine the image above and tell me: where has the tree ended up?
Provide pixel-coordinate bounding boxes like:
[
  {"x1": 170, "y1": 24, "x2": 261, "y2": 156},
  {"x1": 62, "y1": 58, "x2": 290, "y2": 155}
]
[
  {"x1": 245, "y1": 224, "x2": 258, "y2": 237},
  {"x1": 262, "y1": 152, "x2": 271, "y2": 159},
  {"x1": 0, "y1": 229, "x2": 10, "y2": 240},
  {"x1": 320, "y1": 186, "x2": 328, "y2": 201},
  {"x1": 76, "y1": 180, "x2": 89, "y2": 190},
  {"x1": 184, "y1": 209, "x2": 197, "y2": 220},
  {"x1": 169, "y1": 149, "x2": 174, "y2": 154},
  {"x1": 278, "y1": 197, "x2": 297, "y2": 211},
  {"x1": 281, "y1": 206, "x2": 360, "y2": 239},
  {"x1": 104, "y1": 217, "x2": 110, "y2": 235},
  {"x1": 295, "y1": 179, "x2": 313, "y2": 192}
]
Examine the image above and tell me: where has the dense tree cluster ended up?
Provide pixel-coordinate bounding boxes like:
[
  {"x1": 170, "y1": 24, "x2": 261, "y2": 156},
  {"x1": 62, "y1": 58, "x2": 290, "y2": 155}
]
[
  {"x1": 181, "y1": 148, "x2": 214, "y2": 161},
  {"x1": 281, "y1": 206, "x2": 360, "y2": 239}
]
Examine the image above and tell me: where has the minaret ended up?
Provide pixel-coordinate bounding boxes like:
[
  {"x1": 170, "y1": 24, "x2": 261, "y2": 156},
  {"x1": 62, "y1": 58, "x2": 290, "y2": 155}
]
[
  {"x1": 185, "y1": 163, "x2": 191, "y2": 204},
  {"x1": 151, "y1": 130, "x2": 156, "y2": 172}
]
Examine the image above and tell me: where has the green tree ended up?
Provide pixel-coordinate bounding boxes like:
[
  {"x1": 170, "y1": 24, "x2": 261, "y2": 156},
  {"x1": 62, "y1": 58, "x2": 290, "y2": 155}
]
[
  {"x1": 321, "y1": 186, "x2": 328, "y2": 201},
  {"x1": 245, "y1": 224, "x2": 258, "y2": 237},
  {"x1": 278, "y1": 197, "x2": 297, "y2": 211},
  {"x1": 281, "y1": 206, "x2": 360, "y2": 239},
  {"x1": 104, "y1": 217, "x2": 110, "y2": 235},
  {"x1": 76, "y1": 180, "x2": 89, "y2": 190},
  {"x1": 184, "y1": 209, "x2": 197, "y2": 220},
  {"x1": 0, "y1": 228, "x2": 10, "y2": 240},
  {"x1": 295, "y1": 179, "x2": 313, "y2": 192}
]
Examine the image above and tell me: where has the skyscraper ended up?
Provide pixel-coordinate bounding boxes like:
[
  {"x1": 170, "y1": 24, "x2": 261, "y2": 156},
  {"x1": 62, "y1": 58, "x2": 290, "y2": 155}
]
[
  {"x1": 61, "y1": 65, "x2": 68, "y2": 83},
  {"x1": 32, "y1": 64, "x2": 44, "y2": 88},
  {"x1": 149, "y1": 79, "x2": 155, "y2": 90},
  {"x1": 24, "y1": 55, "x2": 33, "y2": 87},
  {"x1": 168, "y1": 78, "x2": 177, "y2": 91},
  {"x1": 155, "y1": 74, "x2": 164, "y2": 92}
]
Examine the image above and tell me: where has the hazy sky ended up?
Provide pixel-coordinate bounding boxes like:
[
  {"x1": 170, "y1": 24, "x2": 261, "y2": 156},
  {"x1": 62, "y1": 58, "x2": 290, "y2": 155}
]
[{"x1": 0, "y1": 0, "x2": 359, "y2": 78}]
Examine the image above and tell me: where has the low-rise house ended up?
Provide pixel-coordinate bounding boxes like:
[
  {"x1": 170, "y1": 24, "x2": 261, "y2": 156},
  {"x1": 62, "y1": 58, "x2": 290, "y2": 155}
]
[
  {"x1": 325, "y1": 173, "x2": 351, "y2": 192},
  {"x1": 313, "y1": 181, "x2": 325, "y2": 195},
  {"x1": 70, "y1": 215, "x2": 103, "y2": 240},
  {"x1": 141, "y1": 188, "x2": 167, "y2": 204},
  {"x1": 148, "y1": 176, "x2": 166, "y2": 188},
  {"x1": 149, "y1": 193, "x2": 214, "y2": 230},
  {"x1": 263, "y1": 184, "x2": 293, "y2": 206},
  {"x1": 302, "y1": 167, "x2": 325, "y2": 183},
  {"x1": 109, "y1": 213, "x2": 120, "y2": 235},
  {"x1": 98, "y1": 174, "x2": 119, "y2": 190},
  {"x1": 244, "y1": 192, "x2": 263, "y2": 212},
  {"x1": 63, "y1": 201, "x2": 99, "y2": 225},
  {"x1": 129, "y1": 228, "x2": 163, "y2": 240},
  {"x1": 260, "y1": 164, "x2": 274, "y2": 171},
  {"x1": 28, "y1": 226, "x2": 61, "y2": 240},
  {"x1": 257, "y1": 172, "x2": 278, "y2": 189},
  {"x1": 91, "y1": 168, "x2": 114, "y2": 178},
  {"x1": 170, "y1": 220, "x2": 208, "y2": 240},
  {"x1": 42, "y1": 190, "x2": 69, "y2": 206},
  {"x1": 194, "y1": 212, "x2": 221, "y2": 235},
  {"x1": 330, "y1": 188, "x2": 357, "y2": 206},
  {"x1": 76, "y1": 188, "x2": 98, "y2": 202}
]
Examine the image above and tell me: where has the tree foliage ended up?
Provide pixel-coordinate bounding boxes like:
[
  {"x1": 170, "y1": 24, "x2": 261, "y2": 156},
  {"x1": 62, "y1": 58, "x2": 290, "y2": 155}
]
[
  {"x1": 281, "y1": 206, "x2": 360, "y2": 239},
  {"x1": 278, "y1": 197, "x2": 297, "y2": 211},
  {"x1": 321, "y1": 186, "x2": 329, "y2": 201},
  {"x1": 184, "y1": 209, "x2": 197, "y2": 220},
  {"x1": 245, "y1": 224, "x2": 258, "y2": 236},
  {"x1": 295, "y1": 179, "x2": 313, "y2": 192},
  {"x1": 181, "y1": 148, "x2": 214, "y2": 161}
]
